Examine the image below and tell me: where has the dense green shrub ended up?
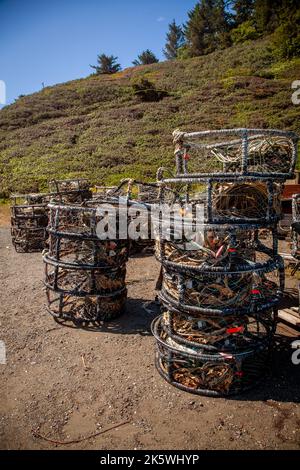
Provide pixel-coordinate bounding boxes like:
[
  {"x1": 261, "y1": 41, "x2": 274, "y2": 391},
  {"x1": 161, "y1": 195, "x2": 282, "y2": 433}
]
[
  {"x1": 272, "y1": 12, "x2": 300, "y2": 59},
  {"x1": 231, "y1": 20, "x2": 259, "y2": 44},
  {"x1": 131, "y1": 78, "x2": 168, "y2": 102}
]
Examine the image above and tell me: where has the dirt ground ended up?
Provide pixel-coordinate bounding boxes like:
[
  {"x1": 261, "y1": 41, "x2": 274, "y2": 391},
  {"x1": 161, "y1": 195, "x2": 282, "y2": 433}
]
[{"x1": 1, "y1": 206, "x2": 300, "y2": 450}]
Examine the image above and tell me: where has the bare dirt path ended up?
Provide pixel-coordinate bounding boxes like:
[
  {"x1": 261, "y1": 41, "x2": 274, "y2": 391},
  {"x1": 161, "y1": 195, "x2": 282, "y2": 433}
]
[{"x1": 0, "y1": 223, "x2": 300, "y2": 450}]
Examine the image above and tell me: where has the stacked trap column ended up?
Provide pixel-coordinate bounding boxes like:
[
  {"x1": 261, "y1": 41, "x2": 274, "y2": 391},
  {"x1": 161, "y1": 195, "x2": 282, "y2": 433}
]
[
  {"x1": 10, "y1": 193, "x2": 51, "y2": 252},
  {"x1": 44, "y1": 178, "x2": 159, "y2": 325},
  {"x1": 10, "y1": 179, "x2": 92, "y2": 253},
  {"x1": 44, "y1": 200, "x2": 129, "y2": 325},
  {"x1": 152, "y1": 128, "x2": 298, "y2": 396}
]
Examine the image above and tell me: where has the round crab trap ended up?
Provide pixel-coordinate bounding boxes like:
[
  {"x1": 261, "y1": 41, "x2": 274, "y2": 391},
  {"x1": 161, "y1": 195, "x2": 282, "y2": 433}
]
[
  {"x1": 93, "y1": 178, "x2": 159, "y2": 255},
  {"x1": 161, "y1": 309, "x2": 277, "y2": 354},
  {"x1": 152, "y1": 315, "x2": 272, "y2": 397},
  {"x1": 10, "y1": 193, "x2": 51, "y2": 252},
  {"x1": 172, "y1": 128, "x2": 297, "y2": 178},
  {"x1": 159, "y1": 263, "x2": 284, "y2": 317},
  {"x1": 10, "y1": 181, "x2": 93, "y2": 253},
  {"x1": 44, "y1": 200, "x2": 130, "y2": 325},
  {"x1": 48, "y1": 179, "x2": 92, "y2": 204},
  {"x1": 155, "y1": 224, "x2": 280, "y2": 272},
  {"x1": 156, "y1": 175, "x2": 283, "y2": 225}
]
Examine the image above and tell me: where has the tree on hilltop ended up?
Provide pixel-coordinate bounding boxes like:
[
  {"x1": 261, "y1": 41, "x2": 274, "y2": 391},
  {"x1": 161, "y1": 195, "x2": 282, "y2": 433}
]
[{"x1": 90, "y1": 53, "x2": 121, "y2": 74}]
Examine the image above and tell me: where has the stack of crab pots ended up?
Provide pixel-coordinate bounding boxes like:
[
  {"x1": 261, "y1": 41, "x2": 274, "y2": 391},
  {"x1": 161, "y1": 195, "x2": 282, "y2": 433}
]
[
  {"x1": 10, "y1": 179, "x2": 92, "y2": 253},
  {"x1": 10, "y1": 193, "x2": 51, "y2": 252},
  {"x1": 43, "y1": 198, "x2": 129, "y2": 326},
  {"x1": 152, "y1": 128, "x2": 298, "y2": 396},
  {"x1": 43, "y1": 178, "x2": 160, "y2": 325}
]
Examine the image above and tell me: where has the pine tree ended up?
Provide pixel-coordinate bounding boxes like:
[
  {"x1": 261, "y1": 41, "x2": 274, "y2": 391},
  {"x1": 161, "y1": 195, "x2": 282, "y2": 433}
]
[
  {"x1": 213, "y1": 0, "x2": 232, "y2": 48},
  {"x1": 271, "y1": 0, "x2": 300, "y2": 58},
  {"x1": 184, "y1": 0, "x2": 231, "y2": 56},
  {"x1": 132, "y1": 49, "x2": 159, "y2": 66},
  {"x1": 184, "y1": 2, "x2": 207, "y2": 56},
  {"x1": 90, "y1": 54, "x2": 121, "y2": 74},
  {"x1": 163, "y1": 20, "x2": 185, "y2": 60},
  {"x1": 233, "y1": 0, "x2": 254, "y2": 25},
  {"x1": 254, "y1": 0, "x2": 281, "y2": 33}
]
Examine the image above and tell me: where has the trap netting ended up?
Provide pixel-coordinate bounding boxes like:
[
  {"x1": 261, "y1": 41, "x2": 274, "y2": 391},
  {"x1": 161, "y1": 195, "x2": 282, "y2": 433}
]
[
  {"x1": 173, "y1": 128, "x2": 297, "y2": 178},
  {"x1": 10, "y1": 193, "x2": 51, "y2": 252},
  {"x1": 44, "y1": 200, "x2": 130, "y2": 325},
  {"x1": 152, "y1": 315, "x2": 272, "y2": 396}
]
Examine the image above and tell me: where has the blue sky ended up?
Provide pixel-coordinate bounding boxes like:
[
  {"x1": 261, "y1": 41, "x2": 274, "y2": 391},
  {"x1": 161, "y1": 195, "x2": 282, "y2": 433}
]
[{"x1": 0, "y1": 0, "x2": 197, "y2": 106}]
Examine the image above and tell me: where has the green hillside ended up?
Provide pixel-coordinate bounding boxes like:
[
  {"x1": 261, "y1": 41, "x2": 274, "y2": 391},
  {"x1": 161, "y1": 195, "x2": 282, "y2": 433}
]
[{"x1": 0, "y1": 37, "x2": 299, "y2": 198}]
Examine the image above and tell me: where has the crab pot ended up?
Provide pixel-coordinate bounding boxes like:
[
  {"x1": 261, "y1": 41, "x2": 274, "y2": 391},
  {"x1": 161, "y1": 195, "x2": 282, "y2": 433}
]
[
  {"x1": 10, "y1": 193, "x2": 51, "y2": 252},
  {"x1": 48, "y1": 179, "x2": 92, "y2": 204},
  {"x1": 159, "y1": 262, "x2": 284, "y2": 316},
  {"x1": 172, "y1": 128, "x2": 297, "y2": 178},
  {"x1": 93, "y1": 178, "x2": 159, "y2": 255},
  {"x1": 152, "y1": 315, "x2": 273, "y2": 397},
  {"x1": 155, "y1": 222, "x2": 285, "y2": 316},
  {"x1": 44, "y1": 201, "x2": 130, "y2": 325},
  {"x1": 156, "y1": 178, "x2": 283, "y2": 226},
  {"x1": 161, "y1": 309, "x2": 277, "y2": 354},
  {"x1": 155, "y1": 225, "x2": 280, "y2": 272}
]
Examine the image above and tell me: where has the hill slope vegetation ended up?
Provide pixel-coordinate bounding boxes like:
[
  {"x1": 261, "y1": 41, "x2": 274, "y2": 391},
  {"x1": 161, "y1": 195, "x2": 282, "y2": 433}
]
[{"x1": 0, "y1": 37, "x2": 299, "y2": 197}]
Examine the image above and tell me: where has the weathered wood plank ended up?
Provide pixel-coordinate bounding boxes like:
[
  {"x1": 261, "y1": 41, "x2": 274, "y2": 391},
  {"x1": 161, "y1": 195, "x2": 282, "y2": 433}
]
[{"x1": 278, "y1": 310, "x2": 300, "y2": 326}]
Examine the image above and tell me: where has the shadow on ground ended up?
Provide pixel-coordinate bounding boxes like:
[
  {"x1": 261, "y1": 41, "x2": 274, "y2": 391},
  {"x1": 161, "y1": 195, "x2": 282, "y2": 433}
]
[
  {"x1": 52, "y1": 293, "x2": 300, "y2": 404},
  {"x1": 231, "y1": 332, "x2": 300, "y2": 403},
  {"x1": 52, "y1": 298, "x2": 160, "y2": 335}
]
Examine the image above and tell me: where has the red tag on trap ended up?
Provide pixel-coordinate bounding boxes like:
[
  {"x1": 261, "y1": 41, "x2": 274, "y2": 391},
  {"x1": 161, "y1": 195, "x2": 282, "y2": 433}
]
[
  {"x1": 251, "y1": 289, "x2": 261, "y2": 295},
  {"x1": 228, "y1": 248, "x2": 236, "y2": 253},
  {"x1": 184, "y1": 153, "x2": 190, "y2": 161},
  {"x1": 226, "y1": 326, "x2": 244, "y2": 334},
  {"x1": 235, "y1": 371, "x2": 244, "y2": 377}
]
